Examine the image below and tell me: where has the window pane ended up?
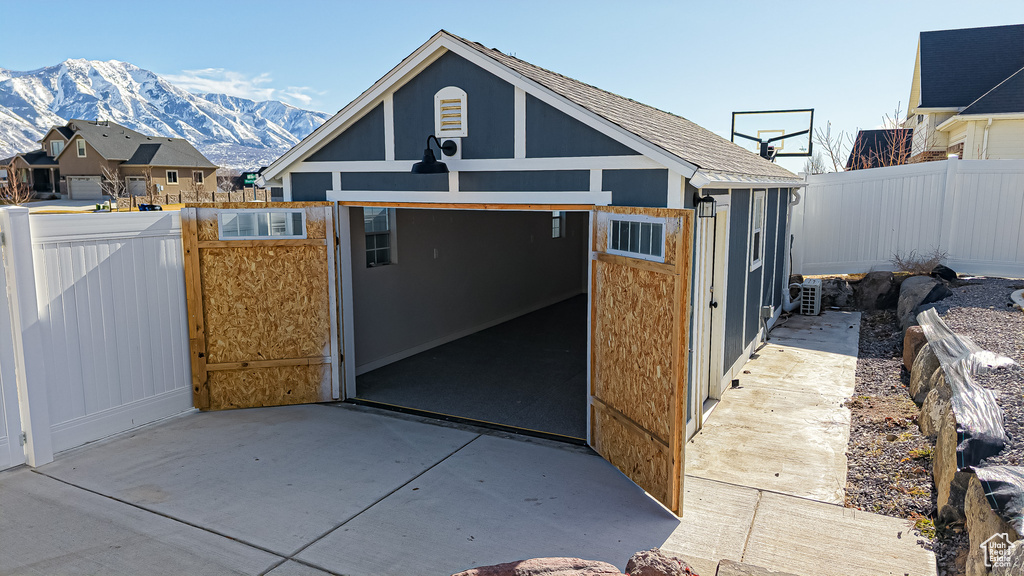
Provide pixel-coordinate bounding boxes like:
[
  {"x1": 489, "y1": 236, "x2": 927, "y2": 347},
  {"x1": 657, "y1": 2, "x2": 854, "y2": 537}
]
[
  {"x1": 629, "y1": 221, "x2": 640, "y2": 253},
  {"x1": 752, "y1": 232, "x2": 761, "y2": 262},
  {"x1": 257, "y1": 213, "x2": 270, "y2": 236},
  {"x1": 270, "y1": 212, "x2": 287, "y2": 235},
  {"x1": 291, "y1": 212, "x2": 303, "y2": 235},
  {"x1": 237, "y1": 213, "x2": 256, "y2": 236},
  {"x1": 221, "y1": 214, "x2": 238, "y2": 237},
  {"x1": 639, "y1": 222, "x2": 652, "y2": 255},
  {"x1": 651, "y1": 223, "x2": 663, "y2": 256},
  {"x1": 619, "y1": 221, "x2": 629, "y2": 251},
  {"x1": 610, "y1": 221, "x2": 620, "y2": 250}
]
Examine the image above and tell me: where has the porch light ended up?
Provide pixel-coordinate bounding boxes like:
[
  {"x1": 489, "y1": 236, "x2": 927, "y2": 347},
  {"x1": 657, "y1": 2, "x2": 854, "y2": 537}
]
[
  {"x1": 411, "y1": 135, "x2": 458, "y2": 174},
  {"x1": 692, "y1": 192, "x2": 716, "y2": 218}
]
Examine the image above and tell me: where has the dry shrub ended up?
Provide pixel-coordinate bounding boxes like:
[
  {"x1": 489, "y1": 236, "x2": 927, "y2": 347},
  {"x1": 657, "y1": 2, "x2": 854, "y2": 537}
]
[{"x1": 890, "y1": 248, "x2": 948, "y2": 274}]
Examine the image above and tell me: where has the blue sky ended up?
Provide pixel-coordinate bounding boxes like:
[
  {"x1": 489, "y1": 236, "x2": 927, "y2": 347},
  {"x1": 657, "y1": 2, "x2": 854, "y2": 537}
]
[{"x1": 3, "y1": 0, "x2": 1022, "y2": 171}]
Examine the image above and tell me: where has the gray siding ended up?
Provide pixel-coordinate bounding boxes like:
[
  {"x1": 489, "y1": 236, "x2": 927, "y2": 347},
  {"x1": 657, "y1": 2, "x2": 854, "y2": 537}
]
[
  {"x1": 603, "y1": 169, "x2": 668, "y2": 207},
  {"x1": 774, "y1": 190, "x2": 789, "y2": 307},
  {"x1": 762, "y1": 189, "x2": 780, "y2": 305},
  {"x1": 291, "y1": 172, "x2": 332, "y2": 201},
  {"x1": 340, "y1": 172, "x2": 448, "y2": 191},
  {"x1": 459, "y1": 170, "x2": 588, "y2": 192},
  {"x1": 350, "y1": 209, "x2": 589, "y2": 369},
  {"x1": 724, "y1": 189, "x2": 750, "y2": 370},
  {"x1": 393, "y1": 52, "x2": 514, "y2": 161},
  {"x1": 307, "y1": 103, "x2": 385, "y2": 162},
  {"x1": 525, "y1": 95, "x2": 638, "y2": 158}
]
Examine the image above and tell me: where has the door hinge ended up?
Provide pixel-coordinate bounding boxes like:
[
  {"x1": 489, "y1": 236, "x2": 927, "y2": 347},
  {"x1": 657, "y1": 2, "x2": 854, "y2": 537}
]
[
  {"x1": 18, "y1": 431, "x2": 27, "y2": 446},
  {"x1": 1, "y1": 231, "x2": 5, "y2": 246}
]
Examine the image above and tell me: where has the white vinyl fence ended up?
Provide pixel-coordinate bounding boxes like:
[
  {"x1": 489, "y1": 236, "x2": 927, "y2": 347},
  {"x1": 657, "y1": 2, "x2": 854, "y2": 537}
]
[
  {"x1": 792, "y1": 158, "x2": 1024, "y2": 278},
  {"x1": 0, "y1": 207, "x2": 192, "y2": 468}
]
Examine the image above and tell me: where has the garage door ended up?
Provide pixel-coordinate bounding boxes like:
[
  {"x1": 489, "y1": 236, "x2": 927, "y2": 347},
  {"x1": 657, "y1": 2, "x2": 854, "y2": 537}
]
[
  {"x1": 128, "y1": 177, "x2": 146, "y2": 196},
  {"x1": 68, "y1": 177, "x2": 102, "y2": 200}
]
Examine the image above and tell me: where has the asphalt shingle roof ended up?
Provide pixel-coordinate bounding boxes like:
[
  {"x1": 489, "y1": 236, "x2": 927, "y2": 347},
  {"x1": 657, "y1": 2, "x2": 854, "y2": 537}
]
[
  {"x1": 18, "y1": 150, "x2": 57, "y2": 166},
  {"x1": 122, "y1": 140, "x2": 217, "y2": 168},
  {"x1": 961, "y1": 66, "x2": 1024, "y2": 115},
  {"x1": 846, "y1": 129, "x2": 913, "y2": 170},
  {"x1": 919, "y1": 24, "x2": 1024, "y2": 109},
  {"x1": 447, "y1": 32, "x2": 797, "y2": 181},
  {"x1": 65, "y1": 120, "x2": 215, "y2": 168}
]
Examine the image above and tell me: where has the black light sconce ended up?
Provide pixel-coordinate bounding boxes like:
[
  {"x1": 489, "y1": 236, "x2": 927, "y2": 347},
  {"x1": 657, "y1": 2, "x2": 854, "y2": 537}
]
[
  {"x1": 692, "y1": 191, "x2": 716, "y2": 218},
  {"x1": 411, "y1": 135, "x2": 458, "y2": 174}
]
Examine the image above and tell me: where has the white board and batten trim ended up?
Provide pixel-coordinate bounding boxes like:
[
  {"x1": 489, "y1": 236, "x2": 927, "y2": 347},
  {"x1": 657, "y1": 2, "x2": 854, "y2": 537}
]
[
  {"x1": 383, "y1": 92, "x2": 396, "y2": 162},
  {"x1": 336, "y1": 205, "x2": 357, "y2": 399},
  {"x1": 289, "y1": 155, "x2": 663, "y2": 173},
  {"x1": 262, "y1": 32, "x2": 699, "y2": 183},
  {"x1": 514, "y1": 87, "x2": 527, "y2": 159},
  {"x1": 327, "y1": 190, "x2": 612, "y2": 206}
]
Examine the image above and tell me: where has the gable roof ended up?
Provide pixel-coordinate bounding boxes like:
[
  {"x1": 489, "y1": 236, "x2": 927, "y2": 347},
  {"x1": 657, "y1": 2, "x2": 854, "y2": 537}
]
[
  {"x1": 846, "y1": 129, "x2": 913, "y2": 170},
  {"x1": 919, "y1": 24, "x2": 1024, "y2": 109},
  {"x1": 961, "y1": 65, "x2": 1024, "y2": 115},
  {"x1": 51, "y1": 120, "x2": 216, "y2": 168},
  {"x1": 264, "y1": 30, "x2": 798, "y2": 184},
  {"x1": 38, "y1": 126, "x2": 74, "y2": 143},
  {"x1": 123, "y1": 140, "x2": 217, "y2": 168},
  {"x1": 449, "y1": 33, "x2": 796, "y2": 181}
]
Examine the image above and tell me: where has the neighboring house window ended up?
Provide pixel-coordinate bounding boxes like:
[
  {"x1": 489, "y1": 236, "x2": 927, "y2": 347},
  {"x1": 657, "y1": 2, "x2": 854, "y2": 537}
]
[
  {"x1": 50, "y1": 141, "x2": 64, "y2": 156},
  {"x1": 552, "y1": 211, "x2": 565, "y2": 238},
  {"x1": 434, "y1": 86, "x2": 468, "y2": 138},
  {"x1": 750, "y1": 190, "x2": 765, "y2": 271},
  {"x1": 193, "y1": 171, "x2": 204, "y2": 184},
  {"x1": 76, "y1": 139, "x2": 86, "y2": 157},
  {"x1": 364, "y1": 207, "x2": 395, "y2": 267},
  {"x1": 607, "y1": 215, "x2": 665, "y2": 262},
  {"x1": 218, "y1": 210, "x2": 306, "y2": 240},
  {"x1": 166, "y1": 170, "x2": 178, "y2": 185}
]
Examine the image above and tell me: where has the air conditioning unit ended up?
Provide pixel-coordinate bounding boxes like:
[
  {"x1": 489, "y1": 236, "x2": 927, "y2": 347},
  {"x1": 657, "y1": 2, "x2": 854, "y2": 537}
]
[{"x1": 800, "y1": 278, "x2": 822, "y2": 315}]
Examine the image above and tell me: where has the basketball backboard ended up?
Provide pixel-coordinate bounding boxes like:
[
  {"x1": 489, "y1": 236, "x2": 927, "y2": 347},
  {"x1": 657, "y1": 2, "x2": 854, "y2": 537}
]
[{"x1": 731, "y1": 109, "x2": 814, "y2": 159}]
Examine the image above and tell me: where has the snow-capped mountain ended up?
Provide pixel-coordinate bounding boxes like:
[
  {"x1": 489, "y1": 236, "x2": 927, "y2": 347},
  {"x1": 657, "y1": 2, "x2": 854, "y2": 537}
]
[{"x1": 0, "y1": 59, "x2": 331, "y2": 169}]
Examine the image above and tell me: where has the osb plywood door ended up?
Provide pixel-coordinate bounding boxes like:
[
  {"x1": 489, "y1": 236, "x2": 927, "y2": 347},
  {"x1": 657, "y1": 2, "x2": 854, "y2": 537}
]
[
  {"x1": 590, "y1": 206, "x2": 693, "y2": 515},
  {"x1": 181, "y1": 203, "x2": 340, "y2": 410}
]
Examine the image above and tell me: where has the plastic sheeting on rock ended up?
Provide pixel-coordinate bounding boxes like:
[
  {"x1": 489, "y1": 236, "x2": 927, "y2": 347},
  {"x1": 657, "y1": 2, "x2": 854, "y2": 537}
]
[
  {"x1": 917, "y1": 308, "x2": 1015, "y2": 468},
  {"x1": 974, "y1": 466, "x2": 1024, "y2": 536}
]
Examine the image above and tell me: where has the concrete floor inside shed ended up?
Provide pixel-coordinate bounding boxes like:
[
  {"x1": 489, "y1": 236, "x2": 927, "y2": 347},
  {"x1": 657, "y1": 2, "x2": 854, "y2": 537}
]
[{"x1": 355, "y1": 295, "x2": 588, "y2": 440}]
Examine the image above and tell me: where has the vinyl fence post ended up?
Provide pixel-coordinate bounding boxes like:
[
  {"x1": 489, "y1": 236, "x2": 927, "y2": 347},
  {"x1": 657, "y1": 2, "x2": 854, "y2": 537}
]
[
  {"x1": 937, "y1": 155, "x2": 959, "y2": 254},
  {"x1": 0, "y1": 207, "x2": 53, "y2": 466}
]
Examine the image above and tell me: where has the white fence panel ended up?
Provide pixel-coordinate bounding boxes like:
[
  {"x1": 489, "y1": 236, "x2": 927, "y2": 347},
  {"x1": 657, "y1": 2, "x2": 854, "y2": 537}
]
[
  {"x1": 0, "y1": 233, "x2": 25, "y2": 470},
  {"x1": 30, "y1": 212, "x2": 192, "y2": 453},
  {"x1": 793, "y1": 158, "x2": 1024, "y2": 278}
]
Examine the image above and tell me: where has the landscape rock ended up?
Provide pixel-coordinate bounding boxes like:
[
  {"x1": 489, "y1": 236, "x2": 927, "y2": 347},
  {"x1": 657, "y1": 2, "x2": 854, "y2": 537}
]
[
  {"x1": 935, "y1": 407, "x2": 959, "y2": 524},
  {"x1": 714, "y1": 560, "x2": 798, "y2": 576},
  {"x1": 898, "y1": 275, "x2": 953, "y2": 331},
  {"x1": 821, "y1": 278, "x2": 854, "y2": 308},
  {"x1": 932, "y1": 264, "x2": 958, "y2": 282},
  {"x1": 919, "y1": 371, "x2": 952, "y2": 437},
  {"x1": 625, "y1": 549, "x2": 697, "y2": 576},
  {"x1": 452, "y1": 558, "x2": 625, "y2": 576},
  {"x1": 965, "y1": 474, "x2": 1020, "y2": 576},
  {"x1": 909, "y1": 344, "x2": 941, "y2": 403},
  {"x1": 855, "y1": 271, "x2": 899, "y2": 310},
  {"x1": 903, "y1": 325, "x2": 928, "y2": 372},
  {"x1": 993, "y1": 541, "x2": 1024, "y2": 576}
]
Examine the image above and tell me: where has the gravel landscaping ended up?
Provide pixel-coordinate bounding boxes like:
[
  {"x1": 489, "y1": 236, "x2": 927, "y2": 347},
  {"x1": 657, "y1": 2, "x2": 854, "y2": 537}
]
[{"x1": 844, "y1": 276, "x2": 1024, "y2": 576}]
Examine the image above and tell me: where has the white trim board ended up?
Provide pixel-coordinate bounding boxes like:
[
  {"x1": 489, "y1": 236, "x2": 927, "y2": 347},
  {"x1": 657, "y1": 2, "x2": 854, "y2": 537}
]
[
  {"x1": 30, "y1": 212, "x2": 181, "y2": 244},
  {"x1": 262, "y1": 32, "x2": 699, "y2": 182},
  {"x1": 49, "y1": 388, "x2": 193, "y2": 453},
  {"x1": 327, "y1": 190, "x2": 612, "y2": 206}
]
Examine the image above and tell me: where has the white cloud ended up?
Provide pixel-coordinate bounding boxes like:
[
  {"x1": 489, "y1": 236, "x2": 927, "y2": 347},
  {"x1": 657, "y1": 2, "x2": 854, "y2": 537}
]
[
  {"x1": 163, "y1": 68, "x2": 275, "y2": 101},
  {"x1": 281, "y1": 87, "x2": 315, "y2": 106}
]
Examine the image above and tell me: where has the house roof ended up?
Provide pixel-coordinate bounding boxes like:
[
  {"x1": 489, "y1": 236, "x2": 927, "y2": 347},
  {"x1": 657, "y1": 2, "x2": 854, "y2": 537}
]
[
  {"x1": 919, "y1": 24, "x2": 1024, "y2": 109},
  {"x1": 961, "y1": 66, "x2": 1024, "y2": 115},
  {"x1": 18, "y1": 150, "x2": 58, "y2": 167},
  {"x1": 122, "y1": 140, "x2": 217, "y2": 168},
  {"x1": 449, "y1": 33, "x2": 797, "y2": 181},
  {"x1": 845, "y1": 129, "x2": 913, "y2": 170}
]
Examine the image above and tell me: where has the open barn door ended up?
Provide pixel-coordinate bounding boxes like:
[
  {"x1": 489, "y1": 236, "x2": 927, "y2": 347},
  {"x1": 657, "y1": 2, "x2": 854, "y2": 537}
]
[
  {"x1": 181, "y1": 203, "x2": 341, "y2": 410},
  {"x1": 590, "y1": 206, "x2": 693, "y2": 514}
]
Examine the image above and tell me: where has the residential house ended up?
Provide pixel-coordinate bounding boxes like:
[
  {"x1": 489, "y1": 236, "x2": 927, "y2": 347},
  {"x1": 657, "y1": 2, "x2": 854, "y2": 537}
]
[
  {"x1": 905, "y1": 24, "x2": 1024, "y2": 161},
  {"x1": 7, "y1": 120, "x2": 217, "y2": 200},
  {"x1": 846, "y1": 128, "x2": 914, "y2": 169},
  {"x1": 257, "y1": 30, "x2": 804, "y2": 512}
]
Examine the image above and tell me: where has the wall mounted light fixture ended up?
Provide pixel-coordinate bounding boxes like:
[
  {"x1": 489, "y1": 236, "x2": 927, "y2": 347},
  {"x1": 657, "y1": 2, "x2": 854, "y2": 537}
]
[
  {"x1": 411, "y1": 135, "x2": 458, "y2": 174},
  {"x1": 692, "y1": 191, "x2": 716, "y2": 218}
]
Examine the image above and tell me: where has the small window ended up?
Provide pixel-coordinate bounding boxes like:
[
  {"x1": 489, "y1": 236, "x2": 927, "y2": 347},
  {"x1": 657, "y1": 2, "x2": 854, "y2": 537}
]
[
  {"x1": 552, "y1": 211, "x2": 565, "y2": 238},
  {"x1": 364, "y1": 207, "x2": 394, "y2": 267},
  {"x1": 607, "y1": 216, "x2": 664, "y2": 262},
  {"x1": 76, "y1": 139, "x2": 86, "y2": 157},
  {"x1": 434, "y1": 86, "x2": 468, "y2": 138},
  {"x1": 166, "y1": 170, "x2": 178, "y2": 185},
  {"x1": 750, "y1": 190, "x2": 765, "y2": 271},
  {"x1": 50, "y1": 140, "x2": 64, "y2": 156},
  {"x1": 193, "y1": 171, "x2": 204, "y2": 184},
  {"x1": 218, "y1": 209, "x2": 306, "y2": 240}
]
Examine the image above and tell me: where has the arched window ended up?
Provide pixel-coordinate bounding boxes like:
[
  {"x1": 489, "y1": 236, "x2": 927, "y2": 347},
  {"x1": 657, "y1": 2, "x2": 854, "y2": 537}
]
[{"x1": 434, "y1": 86, "x2": 467, "y2": 138}]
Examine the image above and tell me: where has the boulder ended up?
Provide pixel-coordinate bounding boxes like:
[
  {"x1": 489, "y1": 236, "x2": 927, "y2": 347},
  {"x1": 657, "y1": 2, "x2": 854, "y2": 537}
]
[
  {"x1": 993, "y1": 541, "x2": 1024, "y2": 576},
  {"x1": 935, "y1": 407, "x2": 959, "y2": 523},
  {"x1": 909, "y1": 344, "x2": 941, "y2": 403},
  {"x1": 903, "y1": 325, "x2": 928, "y2": 372},
  {"x1": 966, "y1": 474, "x2": 1020, "y2": 576},
  {"x1": 821, "y1": 278, "x2": 854, "y2": 308},
  {"x1": 931, "y1": 264, "x2": 958, "y2": 282},
  {"x1": 919, "y1": 370, "x2": 951, "y2": 437},
  {"x1": 855, "y1": 271, "x2": 898, "y2": 310},
  {"x1": 625, "y1": 549, "x2": 698, "y2": 576},
  {"x1": 898, "y1": 276, "x2": 953, "y2": 331},
  {"x1": 715, "y1": 560, "x2": 799, "y2": 576},
  {"x1": 452, "y1": 558, "x2": 625, "y2": 576}
]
